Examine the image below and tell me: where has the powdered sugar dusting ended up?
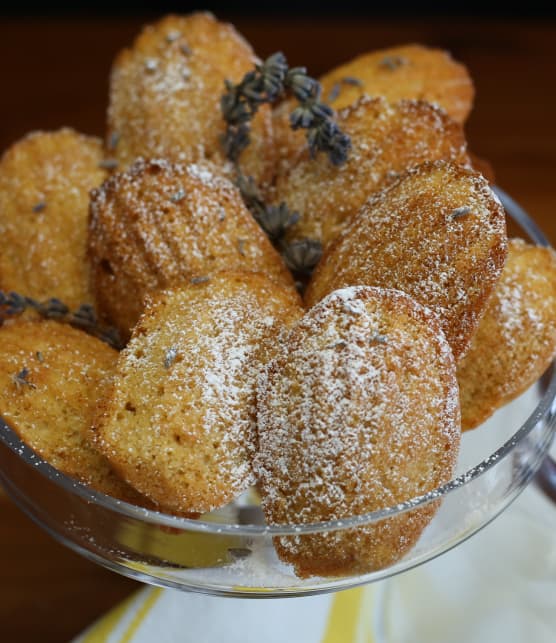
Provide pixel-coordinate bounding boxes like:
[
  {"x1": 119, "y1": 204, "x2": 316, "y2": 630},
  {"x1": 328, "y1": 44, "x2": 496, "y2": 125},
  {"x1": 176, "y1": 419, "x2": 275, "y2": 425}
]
[
  {"x1": 88, "y1": 158, "x2": 294, "y2": 334},
  {"x1": 457, "y1": 238, "x2": 556, "y2": 430},
  {"x1": 107, "y1": 13, "x2": 273, "y2": 184},
  {"x1": 255, "y1": 286, "x2": 460, "y2": 575},
  {"x1": 0, "y1": 128, "x2": 106, "y2": 309},
  {"x1": 96, "y1": 273, "x2": 302, "y2": 515},
  {"x1": 306, "y1": 160, "x2": 507, "y2": 361}
]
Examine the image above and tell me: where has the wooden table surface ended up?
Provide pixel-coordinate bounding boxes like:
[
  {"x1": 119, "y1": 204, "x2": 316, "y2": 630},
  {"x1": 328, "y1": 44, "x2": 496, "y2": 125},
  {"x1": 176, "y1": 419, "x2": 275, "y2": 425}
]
[{"x1": 0, "y1": 15, "x2": 555, "y2": 642}]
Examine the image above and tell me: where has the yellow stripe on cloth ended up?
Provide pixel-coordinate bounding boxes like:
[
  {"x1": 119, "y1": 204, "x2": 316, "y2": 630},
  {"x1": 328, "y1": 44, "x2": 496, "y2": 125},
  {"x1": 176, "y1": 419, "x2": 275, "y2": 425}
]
[
  {"x1": 80, "y1": 587, "x2": 162, "y2": 643},
  {"x1": 119, "y1": 587, "x2": 163, "y2": 642},
  {"x1": 81, "y1": 591, "x2": 138, "y2": 643},
  {"x1": 321, "y1": 586, "x2": 374, "y2": 643}
]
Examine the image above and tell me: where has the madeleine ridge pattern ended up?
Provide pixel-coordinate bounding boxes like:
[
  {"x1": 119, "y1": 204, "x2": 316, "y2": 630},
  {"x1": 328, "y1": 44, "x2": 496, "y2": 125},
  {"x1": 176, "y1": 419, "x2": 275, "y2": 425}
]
[
  {"x1": 255, "y1": 286, "x2": 461, "y2": 578},
  {"x1": 88, "y1": 158, "x2": 296, "y2": 337},
  {"x1": 305, "y1": 161, "x2": 508, "y2": 361}
]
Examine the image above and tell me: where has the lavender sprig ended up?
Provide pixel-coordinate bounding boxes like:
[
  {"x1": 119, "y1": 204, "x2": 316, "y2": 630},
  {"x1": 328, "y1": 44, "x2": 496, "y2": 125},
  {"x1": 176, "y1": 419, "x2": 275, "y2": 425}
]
[
  {"x1": 221, "y1": 52, "x2": 351, "y2": 166},
  {"x1": 0, "y1": 291, "x2": 123, "y2": 349},
  {"x1": 234, "y1": 172, "x2": 321, "y2": 280},
  {"x1": 235, "y1": 172, "x2": 299, "y2": 241}
]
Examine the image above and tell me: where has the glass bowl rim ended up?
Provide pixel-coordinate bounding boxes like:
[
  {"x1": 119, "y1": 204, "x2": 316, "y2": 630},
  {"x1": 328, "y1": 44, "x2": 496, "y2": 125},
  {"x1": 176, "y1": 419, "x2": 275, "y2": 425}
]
[{"x1": 0, "y1": 187, "x2": 554, "y2": 537}]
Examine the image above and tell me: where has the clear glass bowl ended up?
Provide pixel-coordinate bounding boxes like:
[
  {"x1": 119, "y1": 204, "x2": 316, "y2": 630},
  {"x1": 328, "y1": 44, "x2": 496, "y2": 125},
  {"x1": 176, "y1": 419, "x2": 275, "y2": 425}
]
[{"x1": 0, "y1": 189, "x2": 555, "y2": 598}]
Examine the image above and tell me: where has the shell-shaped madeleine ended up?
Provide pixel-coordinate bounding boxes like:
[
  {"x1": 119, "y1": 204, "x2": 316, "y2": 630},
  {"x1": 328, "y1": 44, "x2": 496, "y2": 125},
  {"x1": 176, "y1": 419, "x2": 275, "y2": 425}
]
[
  {"x1": 92, "y1": 272, "x2": 304, "y2": 515},
  {"x1": 0, "y1": 319, "x2": 146, "y2": 504},
  {"x1": 272, "y1": 43, "x2": 474, "y2": 176},
  {"x1": 273, "y1": 97, "x2": 470, "y2": 248},
  {"x1": 88, "y1": 158, "x2": 296, "y2": 338},
  {"x1": 107, "y1": 12, "x2": 274, "y2": 185},
  {"x1": 0, "y1": 129, "x2": 106, "y2": 308},
  {"x1": 255, "y1": 286, "x2": 460, "y2": 578},
  {"x1": 305, "y1": 161, "x2": 507, "y2": 361},
  {"x1": 458, "y1": 239, "x2": 556, "y2": 430},
  {"x1": 320, "y1": 44, "x2": 474, "y2": 120}
]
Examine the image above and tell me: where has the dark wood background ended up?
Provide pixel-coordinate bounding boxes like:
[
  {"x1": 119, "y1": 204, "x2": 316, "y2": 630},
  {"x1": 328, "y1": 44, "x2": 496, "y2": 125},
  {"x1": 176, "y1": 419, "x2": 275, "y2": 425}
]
[{"x1": 0, "y1": 16, "x2": 555, "y2": 642}]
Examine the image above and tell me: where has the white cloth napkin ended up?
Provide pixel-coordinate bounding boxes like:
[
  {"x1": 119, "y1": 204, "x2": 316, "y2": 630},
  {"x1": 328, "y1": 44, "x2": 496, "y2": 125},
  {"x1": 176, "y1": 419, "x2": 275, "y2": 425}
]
[
  {"x1": 74, "y1": 582, "x2": 376, "y2": 643},
  {"x1": 75, "y1": 481, "x2": 556, "y2": 643},
  {"x1": 382, "y1": 482, "x2": 556, "y2": 643}
]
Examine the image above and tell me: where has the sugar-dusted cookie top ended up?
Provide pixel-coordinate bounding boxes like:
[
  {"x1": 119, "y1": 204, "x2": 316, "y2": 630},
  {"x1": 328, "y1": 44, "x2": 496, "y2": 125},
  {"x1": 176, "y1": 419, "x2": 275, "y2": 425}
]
[
  {"x1": 88, "y1": 158, "x2": 296, "y2": 338},
  {"x1": 273, "y1": 97, "x2": 470, "y2": 248},
  {"x1": 93, "y1": 271, "x2": 303, "y2": 515},
  {"x1": 0, "y1": 319, "x2": 146, "y2": 503},
  {"x1": 272, "y1": 43, "x2": 474, "y2": 175},
  {"x1": 107, "y1": 12, "x2": 274, "y2": 185},
  {"x1": 0, "y1": 129, "x2": 106, "y2": 308},
  {"x1": 255, "y1": 286, "x2": 460, "y2": 577},
  {"x1": 306, "y1": 160, "x2": 507, "y2": 361},
  {"x1": 458, "y1": 238, "x2": 556, "y2": 430}
]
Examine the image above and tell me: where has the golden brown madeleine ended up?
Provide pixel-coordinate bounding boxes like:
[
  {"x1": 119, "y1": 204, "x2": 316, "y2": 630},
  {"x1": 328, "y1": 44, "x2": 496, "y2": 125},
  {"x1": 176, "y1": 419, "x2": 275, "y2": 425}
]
[
  {"x1": 93, "y1": 272, "x2": 304, "y2": 515},
  {"x1": 272, "y1": 44, "x2": 474, "y2": 173},
  {"x1": 0, "y1": 319, "x2": 147, "y2": 503},
  {"x1": 305, "y1": 161, "x2": 507, "y2": 361},
  {"x1": 0, "y1": 129, "x2": 106, "y2": 308},
  {"x1": 107, "y1": 12, "x2": 274, "y2": 185},
  {"x1": 321, "y1": 44, "x2": 474, "y2": 120},
  {"x1": 273, "y1": 97, "x2": 470, "y2": 248},
  {"x1": 458, "y1": 239, "x2": 556, "y2": 431},
  {"x1": 255, "y1": 286, "x2": 460, "y2": 578},
  {"x1": 88, "y1": 158, "x2": 296, "y2": 338}
]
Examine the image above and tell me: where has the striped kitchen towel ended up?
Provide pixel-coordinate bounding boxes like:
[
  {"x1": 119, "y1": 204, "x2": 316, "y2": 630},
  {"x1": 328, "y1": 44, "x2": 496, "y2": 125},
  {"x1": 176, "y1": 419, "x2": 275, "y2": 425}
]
[
  {"x1": 74, "y1": 584, "x2": 377, "y2": 643},
  {"x1": 73, "y1": 479, "x2": 556, "y2": 643}
]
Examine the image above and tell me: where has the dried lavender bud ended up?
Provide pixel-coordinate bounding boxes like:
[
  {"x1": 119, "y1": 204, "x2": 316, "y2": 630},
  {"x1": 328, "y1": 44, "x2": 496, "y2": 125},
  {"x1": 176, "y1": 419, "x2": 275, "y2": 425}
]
[
  {"x1": 71, "y1": 304, "x2": 97, "y2": 327},
  {"x1": 99, "y1": 159, "x2": 119, "y2": 170},
  {"x1": 0, "y1": 291, "x2": 26, "y2": 316},
  {"x1": 235, "y1": 172, "x2": 299, "y2": 241},
  {"x1": 307, "y1": 118, "x2": 351, "y2": 166},
  {"x1": 235, "y1": 172, "x2": 261, "y2": 211},
  {"x1": 450, "y1": 206, "x2": 472, "y2": 219},
  {"x1": 221, "y1": 52, "x2": 350, "y2": 166},
  {"x1": 190, "y1": 276, "x2": 210, "y2": 285},
  {"x1": 282, "y1": 239, "x2": 323, "y2": 275},
  {"x1": 41, "y1": 298, "x2": 70, "y2": 319},
  {"x1": 221, "y1": 122, "x2": 251, "y2": 162},
  {"x1": 327, "y1": 83, "x2": 341, "y2": 102},
  {"x1": 289, "y1": 104, "x2": 316, "y2": 130},
  {"x1": 32, "y1": 202, "x2": 46, "y2": 213},
  {"x1": 11, "y1": 367, "x2": 36, "y2": 390},
  {"x1": 379, "y1": 55, "x2": 407, "y2": 70},
  {"x1": 258, "y1": 52, "x2": 288, "y2": 101},
  {"x1": 342, "y1": 76, "x2": 364, "y2": 86},
  {"x1": 286, "y1": 66, "x2": 318, "y2": 102},
  {"x1": 254, "y1": 203, "x2": 300, "y2": 240},
  {"x1": 108, "y1": 131, "x2": 120, "y2": 151}
]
